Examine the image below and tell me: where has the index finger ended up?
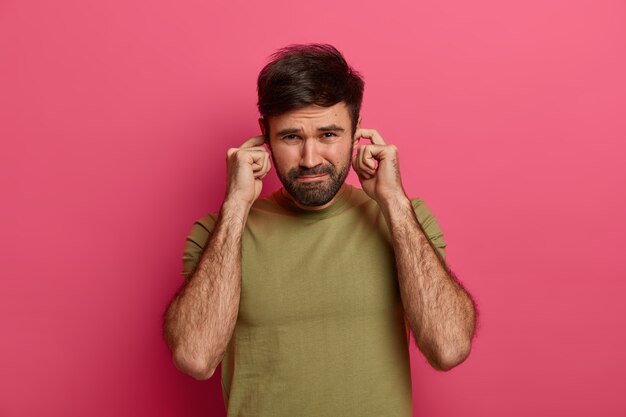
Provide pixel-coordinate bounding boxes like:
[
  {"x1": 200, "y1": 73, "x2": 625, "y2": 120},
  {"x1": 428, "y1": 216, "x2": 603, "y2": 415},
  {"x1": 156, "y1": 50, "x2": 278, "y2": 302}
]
[
  {"x1": 240, "y1": 135, "x2": 266, "y2": 148},
  {"x1": 354, "y1": 128, "x2": 386, "y2": 146}
]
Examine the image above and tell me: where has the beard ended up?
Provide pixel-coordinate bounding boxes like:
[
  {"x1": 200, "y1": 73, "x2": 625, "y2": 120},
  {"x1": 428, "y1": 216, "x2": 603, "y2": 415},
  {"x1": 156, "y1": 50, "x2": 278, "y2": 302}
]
[{"x1": 271, "y1": 148, "x2": 352, "y2": 207}]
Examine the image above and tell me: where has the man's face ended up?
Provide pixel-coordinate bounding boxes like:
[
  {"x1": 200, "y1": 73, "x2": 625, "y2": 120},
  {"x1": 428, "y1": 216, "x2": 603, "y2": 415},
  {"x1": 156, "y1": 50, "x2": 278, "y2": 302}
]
[{"x1": 260, "y1": 102, "x2": 360, "y2": 207}]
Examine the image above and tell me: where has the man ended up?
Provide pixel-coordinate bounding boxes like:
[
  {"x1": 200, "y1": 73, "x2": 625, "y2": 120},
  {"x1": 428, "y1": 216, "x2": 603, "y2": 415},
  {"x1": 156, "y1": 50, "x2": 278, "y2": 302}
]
[{"x1": 163, "y1": 43, "x2": 477, "y2": 416}]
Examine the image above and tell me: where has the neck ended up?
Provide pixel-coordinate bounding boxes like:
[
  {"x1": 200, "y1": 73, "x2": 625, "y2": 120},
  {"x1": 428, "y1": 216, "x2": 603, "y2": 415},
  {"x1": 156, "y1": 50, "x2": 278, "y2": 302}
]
[{"x1": 281, "y1": 183, "x2": 348, "y2": 211}]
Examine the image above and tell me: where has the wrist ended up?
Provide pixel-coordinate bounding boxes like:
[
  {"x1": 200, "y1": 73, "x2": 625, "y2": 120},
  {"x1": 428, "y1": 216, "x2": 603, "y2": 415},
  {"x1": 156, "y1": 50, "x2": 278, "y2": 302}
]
[
  {"x1": 377, "y1": 192, "x2": 413, "y2": 227},
  {"x1": 377, "y1": 191, "x2": 411, "y2": 212}
]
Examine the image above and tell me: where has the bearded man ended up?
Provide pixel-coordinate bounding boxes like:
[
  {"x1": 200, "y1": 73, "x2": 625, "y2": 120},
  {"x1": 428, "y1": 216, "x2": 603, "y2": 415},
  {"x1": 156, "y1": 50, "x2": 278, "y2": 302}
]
[{"x1": 163, "y1": 43, "x2": 478, "y2": 417}]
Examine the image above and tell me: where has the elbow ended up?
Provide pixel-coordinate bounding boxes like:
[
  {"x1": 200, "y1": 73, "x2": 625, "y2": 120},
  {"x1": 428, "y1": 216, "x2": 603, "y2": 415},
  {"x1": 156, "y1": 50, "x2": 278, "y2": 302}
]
[
  {"x1": 172, "y1": 350, "x2": 216, "y2": 381},
  {"x1": 435, "y1": 342, "x2": 472, "y2": 372}
]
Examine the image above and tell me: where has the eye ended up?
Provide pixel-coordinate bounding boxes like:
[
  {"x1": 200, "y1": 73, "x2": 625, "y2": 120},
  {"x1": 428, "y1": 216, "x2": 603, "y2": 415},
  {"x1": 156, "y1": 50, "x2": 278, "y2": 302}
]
[
  {"x1": 283, "y1": 134, "x2": 300, "y2": 140},
  {"x1": 322, "y1": 132, "x2": 337, "y2": 138}
]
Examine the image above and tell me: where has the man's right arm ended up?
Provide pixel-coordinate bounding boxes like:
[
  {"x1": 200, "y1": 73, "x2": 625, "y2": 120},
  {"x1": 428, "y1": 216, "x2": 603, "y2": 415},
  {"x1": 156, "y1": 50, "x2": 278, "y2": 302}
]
[
  {"x1": 163, "y1": 200, "x2": 248, "y2": 380},
  {"x1": 162, "y1": 135, "x2": 270, "y2": 380}
]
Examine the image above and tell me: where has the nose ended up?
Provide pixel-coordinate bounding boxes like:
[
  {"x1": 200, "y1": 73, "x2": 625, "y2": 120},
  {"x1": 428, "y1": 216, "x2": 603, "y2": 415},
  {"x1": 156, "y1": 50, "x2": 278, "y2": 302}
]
[{"x1": 299, "y1": 138, "x2": 323, "y2": 168}]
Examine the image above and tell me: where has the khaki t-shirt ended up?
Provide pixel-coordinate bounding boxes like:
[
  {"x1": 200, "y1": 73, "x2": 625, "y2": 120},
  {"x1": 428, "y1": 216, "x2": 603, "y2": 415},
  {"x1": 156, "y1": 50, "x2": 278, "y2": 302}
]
[{"x1": 181, "y1": 184, "x2": 447, "y2": 416}]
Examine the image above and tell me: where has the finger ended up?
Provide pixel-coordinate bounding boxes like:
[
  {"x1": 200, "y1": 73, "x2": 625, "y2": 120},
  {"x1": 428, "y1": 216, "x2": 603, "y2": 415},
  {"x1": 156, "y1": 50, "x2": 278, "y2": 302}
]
[
  {"x1": 263, "y1": 152, "x2": 271, "y2": 174},
  {"x1": 352, "y1": 153, "x2": 365, "y2": 179},
  {"x1": 249, "y1": 151, "x2": 266, "y2": 171},
  {"x1": 364, "y1": 143, "x2": 393, "y2": 164},
  {"x1": 227, "y1": 145, "x2": 267, "y2": 161},
  {"x1": 238, "y1": 147, "x2": 268, "y2": 159},
  {"x1": 353, "y1": 147, "x2": 373, "y2": 179},
  {"x1": 242, "y1": 145, "x2": 267, "y2": 152},
  {"x1": 355, "y1": 128, "x2": 386, "y2": 146},
  {"x1": 240, "y1": 135, "x2": 266, "y2": 149},
  {"x1": 237, "y1": 148, "x2": 267, "y2": 171},
  {"x1": 359, "y1": 145, "x2": 377, "y2": 175},
  {"x1": 254, "y1": 152, "x2": 270, "y2": 178},
  {"x1": 258, "y1": 153, "x2": 272, "y2": 179}
]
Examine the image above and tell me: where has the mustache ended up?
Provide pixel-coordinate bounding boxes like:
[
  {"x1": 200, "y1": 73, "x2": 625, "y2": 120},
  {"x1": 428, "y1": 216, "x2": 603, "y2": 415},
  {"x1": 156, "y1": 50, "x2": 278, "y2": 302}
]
[{"x1": 287, "y1": 164, "x2": 335, "y2": 180}]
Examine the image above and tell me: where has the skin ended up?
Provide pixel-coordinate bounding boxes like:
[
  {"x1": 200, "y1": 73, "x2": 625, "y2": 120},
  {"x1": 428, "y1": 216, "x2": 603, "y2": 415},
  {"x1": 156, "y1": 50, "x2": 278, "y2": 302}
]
[
  {"x1": 162, "y1": 136, "x2": 268, "y2": 380},
  {"x1": 162, "y1": 101, "x2": 477, "y2": 379},
  {"x1": 260, "y1": 102, "x2": 359, "y2": 209}
]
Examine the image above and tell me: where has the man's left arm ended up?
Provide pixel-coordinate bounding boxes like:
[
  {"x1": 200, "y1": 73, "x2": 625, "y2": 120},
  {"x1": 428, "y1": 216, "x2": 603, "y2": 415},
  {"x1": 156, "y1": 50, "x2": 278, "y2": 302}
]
[
  {"x1": 382, "y1": 195, "x2": 475, "y2": 371},
  {"x1": 352, "y1": 128, "x2": 477, "y2": 372}
]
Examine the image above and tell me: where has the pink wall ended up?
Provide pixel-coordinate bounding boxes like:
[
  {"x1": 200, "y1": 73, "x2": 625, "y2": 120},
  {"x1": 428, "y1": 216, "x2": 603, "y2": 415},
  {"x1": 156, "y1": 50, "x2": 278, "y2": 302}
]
[{"x1": 1, "y1": 0, "x2": 625, "y2": 416}]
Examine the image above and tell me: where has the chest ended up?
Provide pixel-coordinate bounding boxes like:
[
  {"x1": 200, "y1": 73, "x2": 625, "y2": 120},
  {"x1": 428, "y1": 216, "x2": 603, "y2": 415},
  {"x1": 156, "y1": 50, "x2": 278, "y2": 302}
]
[{"x1": 238, "y1": 213, "x2": 401, "y2": 327}]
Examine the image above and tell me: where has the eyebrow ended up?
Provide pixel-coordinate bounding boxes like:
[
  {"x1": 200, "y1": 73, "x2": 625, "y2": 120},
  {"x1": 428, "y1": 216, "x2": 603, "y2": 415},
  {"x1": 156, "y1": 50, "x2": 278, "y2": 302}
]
[{"x1": 276, "y1": 124, "x2": 346, "y2": 136}]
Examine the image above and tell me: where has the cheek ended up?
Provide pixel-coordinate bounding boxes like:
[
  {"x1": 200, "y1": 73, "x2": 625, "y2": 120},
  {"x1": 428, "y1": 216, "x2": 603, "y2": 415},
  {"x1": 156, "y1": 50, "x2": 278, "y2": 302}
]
[
  {"x1": 329, "y1": 146, "x2": 352, "y2": 166},
  {"x1": 271, "y1": 147, "x2": 299, "y2": 171}
]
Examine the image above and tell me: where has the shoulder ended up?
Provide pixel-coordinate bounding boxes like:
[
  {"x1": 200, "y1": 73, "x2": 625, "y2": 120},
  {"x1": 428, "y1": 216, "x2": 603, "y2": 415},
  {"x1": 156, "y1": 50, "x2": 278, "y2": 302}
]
[
  {"x1": 346, "y1": 185, "x2": 381, "y2": 208},
  {"x1": 409, "y1": 197, "x2": 438, "y2": 226},
  {"x1": 408, "y1": 196, "x2": 447, "y2": 250},
  {"x1": 185, "y1": 190, "x2": 282, "y2": 247},
  {"x1": 179, "y1": 212, "x2": 218, "y2": 281},
  {"x1": 186, "y1": 212, "x2": 219, "y2": 245}
]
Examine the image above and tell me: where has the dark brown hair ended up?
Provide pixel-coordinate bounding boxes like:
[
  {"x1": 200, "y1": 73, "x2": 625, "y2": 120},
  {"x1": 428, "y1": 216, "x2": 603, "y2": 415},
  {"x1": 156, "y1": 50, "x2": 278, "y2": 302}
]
[{"x1": 257, "y1": 43, "x2": 365, "y2": 138}]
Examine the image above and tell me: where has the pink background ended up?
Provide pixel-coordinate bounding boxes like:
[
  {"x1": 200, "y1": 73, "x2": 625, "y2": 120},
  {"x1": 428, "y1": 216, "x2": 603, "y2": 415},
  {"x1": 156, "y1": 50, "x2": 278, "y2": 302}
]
[{"x1": 1, "y1": 0, "x2": 625, "y2": 416}]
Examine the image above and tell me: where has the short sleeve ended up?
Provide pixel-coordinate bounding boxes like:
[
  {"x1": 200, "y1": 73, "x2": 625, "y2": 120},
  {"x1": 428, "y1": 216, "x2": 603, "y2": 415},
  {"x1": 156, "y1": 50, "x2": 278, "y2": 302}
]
[
  {"x1": 410, "y1": 197, "x2": 448, "y2": 268},
  {"x1": 181, "y1": 213, "x2": 218, "y2": 282}
]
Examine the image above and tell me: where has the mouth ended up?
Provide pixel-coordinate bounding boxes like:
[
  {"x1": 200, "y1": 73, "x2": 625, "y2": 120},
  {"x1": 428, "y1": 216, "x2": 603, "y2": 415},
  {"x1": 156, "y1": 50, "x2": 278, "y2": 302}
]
[{"x1": 297, "y1": 174, "x2": 328, "y2": 182}]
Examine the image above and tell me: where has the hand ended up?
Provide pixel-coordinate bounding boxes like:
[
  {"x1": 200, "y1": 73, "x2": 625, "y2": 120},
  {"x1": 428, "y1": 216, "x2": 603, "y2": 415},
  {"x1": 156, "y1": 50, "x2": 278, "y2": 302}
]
[
  {"x1": 225, "y1": 135, "x2": 271, "y2": 209},
  {"x1": 352, "y1": 128, "x2": 407, "y2": 204}
]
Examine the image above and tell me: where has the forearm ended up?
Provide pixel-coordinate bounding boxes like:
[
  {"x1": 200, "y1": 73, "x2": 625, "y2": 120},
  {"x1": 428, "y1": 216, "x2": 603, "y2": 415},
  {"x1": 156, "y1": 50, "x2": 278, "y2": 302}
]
[
  {"x1": 163, "y1": 199, "x2": 249, "y2": 379},
  {"x1": 381, "y1": 196, "x2": 475, "y2": 371}
]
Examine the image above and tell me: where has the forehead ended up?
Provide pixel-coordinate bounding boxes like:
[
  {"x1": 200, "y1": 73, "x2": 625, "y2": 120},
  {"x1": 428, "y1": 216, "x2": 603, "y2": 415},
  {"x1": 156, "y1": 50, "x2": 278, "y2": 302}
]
[{"x1": 269, "y1": 102, "x2": 350, "y2": 133}]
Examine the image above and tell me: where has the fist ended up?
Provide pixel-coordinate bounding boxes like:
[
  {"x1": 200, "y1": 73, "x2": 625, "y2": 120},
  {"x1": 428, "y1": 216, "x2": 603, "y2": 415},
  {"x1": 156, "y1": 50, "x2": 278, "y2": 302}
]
[
  {"x1": 352, "y1": 128, "x2": 406, "y2": 204},
  {"x1": 225, "y1": 135, "x2": 271, "y2": 208}
]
